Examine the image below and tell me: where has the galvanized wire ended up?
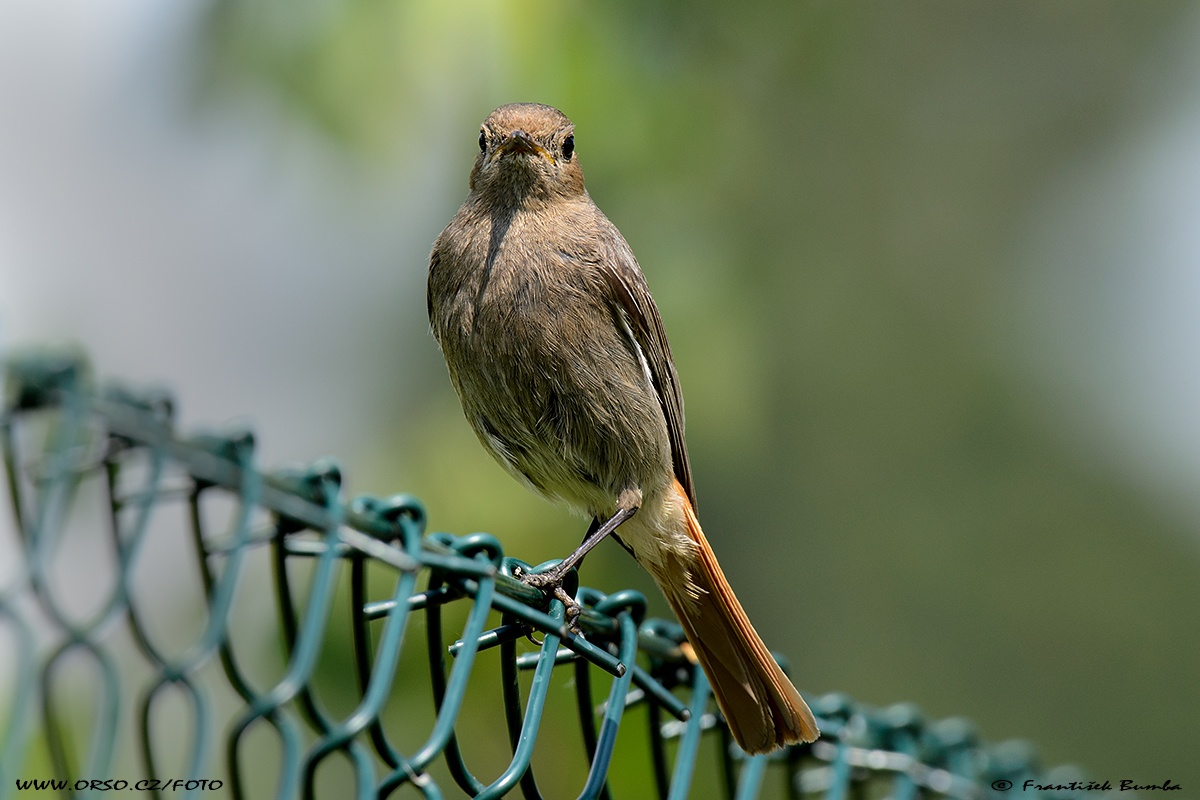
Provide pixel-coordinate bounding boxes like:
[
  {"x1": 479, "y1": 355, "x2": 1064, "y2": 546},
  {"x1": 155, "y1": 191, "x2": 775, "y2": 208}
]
[{"x1": 0, "y1": 354, "x2": 1092, "y2": 799}]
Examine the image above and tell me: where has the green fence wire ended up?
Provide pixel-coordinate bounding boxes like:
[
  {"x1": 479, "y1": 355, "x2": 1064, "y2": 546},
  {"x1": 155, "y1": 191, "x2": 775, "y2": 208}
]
[{"x1": 0, "y1": 353, "x2": 1096, "y2": 799}]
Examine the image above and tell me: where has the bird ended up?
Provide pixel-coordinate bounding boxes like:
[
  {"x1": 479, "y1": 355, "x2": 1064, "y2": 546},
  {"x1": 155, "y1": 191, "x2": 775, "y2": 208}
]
[{"x1": 426, "y1": 102, "x2": 818, "y2": 753}]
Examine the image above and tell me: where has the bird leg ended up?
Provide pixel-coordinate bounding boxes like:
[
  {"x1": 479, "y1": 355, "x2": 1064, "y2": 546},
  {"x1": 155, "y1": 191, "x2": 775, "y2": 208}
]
[{"x1": 518, "y1": 489, "x2": 641, "y2": 630}]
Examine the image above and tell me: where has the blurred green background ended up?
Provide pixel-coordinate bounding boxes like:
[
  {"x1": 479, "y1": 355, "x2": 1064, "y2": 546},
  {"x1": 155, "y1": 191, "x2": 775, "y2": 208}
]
[{"x1": 3, "y1": 0, "x2": 1199, "y2": 795}]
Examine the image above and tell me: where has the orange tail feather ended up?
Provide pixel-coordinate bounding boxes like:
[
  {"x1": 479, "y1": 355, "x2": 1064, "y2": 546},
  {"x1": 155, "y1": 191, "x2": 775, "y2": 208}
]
[{"x1": 655, "y1": 479, "x2": 819, "y2": 753}]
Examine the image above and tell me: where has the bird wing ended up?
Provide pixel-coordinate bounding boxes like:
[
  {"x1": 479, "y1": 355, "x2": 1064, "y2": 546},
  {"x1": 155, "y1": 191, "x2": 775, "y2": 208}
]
[{"x1": 600, "y1": 238, "x2": 697, "y2": 510}]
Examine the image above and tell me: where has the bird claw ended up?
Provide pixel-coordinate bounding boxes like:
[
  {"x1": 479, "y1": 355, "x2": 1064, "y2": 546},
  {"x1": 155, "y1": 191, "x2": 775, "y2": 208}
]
[
  {"x1": 553, "y1": 586, "x2": 584, "y2": 634},
  {"x1": 518, "y1": 568, "x2": 561, "y2": 590},
  {"x1": 515, "y1": 567, "x2": 584, "y2": 634}
]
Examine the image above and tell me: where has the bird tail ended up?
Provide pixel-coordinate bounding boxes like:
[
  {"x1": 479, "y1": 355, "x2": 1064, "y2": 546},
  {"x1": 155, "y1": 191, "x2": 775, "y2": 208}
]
[{"x1": 653, "y1": 478, "x2": 819, "y2": 754}]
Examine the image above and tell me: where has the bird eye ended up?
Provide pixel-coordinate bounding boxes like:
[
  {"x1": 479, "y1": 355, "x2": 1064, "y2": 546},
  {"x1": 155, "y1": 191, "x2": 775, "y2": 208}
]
[
  {"x1": 478, "y1": 130, "x2": 487, "y2": 152},
  {"x1": 562, "y1": 135, "x2": 574, "y2": 160}
]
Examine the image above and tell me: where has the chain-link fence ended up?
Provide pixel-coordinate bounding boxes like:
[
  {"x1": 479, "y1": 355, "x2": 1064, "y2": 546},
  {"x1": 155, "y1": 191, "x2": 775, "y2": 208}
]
[{"x1": 1, "y1": 354, "x2": 1102, "y2": 799}]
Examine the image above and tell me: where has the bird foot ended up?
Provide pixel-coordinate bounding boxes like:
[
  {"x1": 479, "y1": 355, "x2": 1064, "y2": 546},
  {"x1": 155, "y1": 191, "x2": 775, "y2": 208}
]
[{"x1": 516, "y1": 567, "x2": 583, "y2": 634}]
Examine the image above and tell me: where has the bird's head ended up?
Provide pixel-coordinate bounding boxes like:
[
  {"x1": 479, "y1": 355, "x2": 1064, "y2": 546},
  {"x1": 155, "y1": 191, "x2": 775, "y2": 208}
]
[{"x1": 469, "y1": 103, "x2": 585, "y2": 204}]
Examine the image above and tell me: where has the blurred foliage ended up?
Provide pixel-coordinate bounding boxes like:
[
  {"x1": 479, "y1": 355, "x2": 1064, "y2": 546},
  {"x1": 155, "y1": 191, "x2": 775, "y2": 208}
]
[{"x1": 189, "y1": 0, "x2": 1200, "y2": 794}]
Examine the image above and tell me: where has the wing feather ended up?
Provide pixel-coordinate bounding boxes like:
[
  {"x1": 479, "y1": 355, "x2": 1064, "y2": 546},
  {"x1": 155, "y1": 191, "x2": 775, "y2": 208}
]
[{"x1": 600, "y1": 239, "x2": 696, "y2": 509}]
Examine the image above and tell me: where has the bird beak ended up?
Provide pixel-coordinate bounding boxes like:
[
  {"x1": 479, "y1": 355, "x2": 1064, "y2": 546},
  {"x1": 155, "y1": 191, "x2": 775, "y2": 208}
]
[{"x1": 497, "y1": 130, "x2": 556, "y2": 164}]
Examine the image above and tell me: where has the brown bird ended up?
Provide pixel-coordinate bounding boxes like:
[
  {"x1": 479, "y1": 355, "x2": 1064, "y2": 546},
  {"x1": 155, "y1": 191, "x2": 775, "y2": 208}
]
[{"x1": 427, "y1": 102, "x2": 818, "y2": 753}]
